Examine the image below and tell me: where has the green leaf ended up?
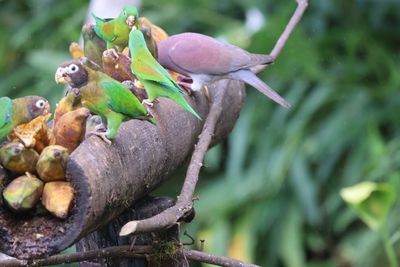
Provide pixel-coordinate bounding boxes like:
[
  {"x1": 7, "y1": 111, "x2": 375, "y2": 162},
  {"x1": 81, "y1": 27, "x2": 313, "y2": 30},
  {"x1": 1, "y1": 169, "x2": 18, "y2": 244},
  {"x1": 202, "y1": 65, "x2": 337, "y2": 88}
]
[
  {"x1": 278, "y1": 204, "x2": 305, "y2": 267},
  {"x1": 340, "y1": 182, "x2": 396, "y2": 231}
]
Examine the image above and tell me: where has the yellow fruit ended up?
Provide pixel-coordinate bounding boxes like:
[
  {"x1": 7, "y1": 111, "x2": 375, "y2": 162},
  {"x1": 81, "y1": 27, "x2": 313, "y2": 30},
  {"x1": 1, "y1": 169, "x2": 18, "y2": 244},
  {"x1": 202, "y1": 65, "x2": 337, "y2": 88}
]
[
  {"x1": 41, "y1": 181, "x2": 74, "y2": 219},
  {"x1": 0, "y1": 142, "x2": 39, "y2": 174}
]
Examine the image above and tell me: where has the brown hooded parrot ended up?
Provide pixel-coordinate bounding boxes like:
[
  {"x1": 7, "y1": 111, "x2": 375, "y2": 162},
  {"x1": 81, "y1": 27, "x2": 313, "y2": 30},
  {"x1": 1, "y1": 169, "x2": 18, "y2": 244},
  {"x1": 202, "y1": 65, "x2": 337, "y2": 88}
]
[
  {"x1": 55, "y1": 59, "x2": 154, "y2": 143},
  {"x1": 0, "y1": 96, "x2": 50, "y2": 142}
]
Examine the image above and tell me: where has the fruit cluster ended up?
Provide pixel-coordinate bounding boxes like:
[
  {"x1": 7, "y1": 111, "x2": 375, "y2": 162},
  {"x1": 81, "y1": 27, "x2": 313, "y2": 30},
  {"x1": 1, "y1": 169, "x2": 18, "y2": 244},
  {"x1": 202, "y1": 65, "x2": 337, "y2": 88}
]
[{"x1": 0, "y1": 93, "x2": 89, "y2": 219}]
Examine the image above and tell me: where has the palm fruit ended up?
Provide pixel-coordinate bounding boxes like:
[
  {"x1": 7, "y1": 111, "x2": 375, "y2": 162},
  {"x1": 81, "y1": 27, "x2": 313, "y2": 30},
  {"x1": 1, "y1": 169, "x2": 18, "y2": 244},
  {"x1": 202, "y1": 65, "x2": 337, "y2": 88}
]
[
  {"x1": 50, "y1": 108, "x2": 90, "y2": 153},
  {"x1": 9, "y1": 114, "x2": 51, "y2": 153},
  {"x1": 2, "y1": 172, "x2": 43, "y2": 211},
  {"x1": 36, "y1": 145, "x2": 69, "y2": 182},
  {"x1": 41, "y1": 181, "x2": 74, "y2": 219},
  {"x1": 0, "y1": 142, "x2": 39, "y2": 174}
]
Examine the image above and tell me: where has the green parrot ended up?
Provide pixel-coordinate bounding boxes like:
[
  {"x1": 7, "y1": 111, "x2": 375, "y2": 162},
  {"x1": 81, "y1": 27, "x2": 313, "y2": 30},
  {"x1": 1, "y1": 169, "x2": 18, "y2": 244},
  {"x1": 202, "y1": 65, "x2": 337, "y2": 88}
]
[
  {"x1": 55, "y1": 59, "x2": 154, "y2": 143},
  {"x1": 129, "y1": 28, "x2": 201, "y2": 120},
  {"x1": 92, "y1": 5, "x2": 139, "y2": 51},
  {"x1": 0, "y1": 96, "x2": 50, "y2": 142},
  {"x1": 82, "y1": 24, "x2": 107, "y2": 66}
]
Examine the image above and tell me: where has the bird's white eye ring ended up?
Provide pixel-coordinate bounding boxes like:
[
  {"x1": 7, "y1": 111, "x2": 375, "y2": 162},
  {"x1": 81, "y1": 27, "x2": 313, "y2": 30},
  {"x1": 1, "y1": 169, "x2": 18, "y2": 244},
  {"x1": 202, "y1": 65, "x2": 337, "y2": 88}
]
[
  {"x1": 35, "y1": 99, "x2": 45, "y2": 109},
  {"x1": 68, "y1": 64, "x2": 79, "y2": 73}
]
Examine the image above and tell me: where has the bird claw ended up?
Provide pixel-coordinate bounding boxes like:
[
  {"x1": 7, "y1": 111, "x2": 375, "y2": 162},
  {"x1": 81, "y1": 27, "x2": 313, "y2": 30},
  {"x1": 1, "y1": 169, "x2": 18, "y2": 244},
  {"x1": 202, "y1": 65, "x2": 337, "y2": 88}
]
[
  {"x1": 142, "y1": 99, "x2": 154, "y2": 108},
  {"x1": 94, "y1": 123, "x2": 106, "y2": 132},
  {"x1": 104, "y1": 48, "x2": 119, "y2": 61},
  {"x1": 88, "y1": 131, "x2": 112, "y2": 145},
  {"x1": 202, "y1": 86, "x2": 211, "y2": 103},
  {"x1": 177, "y1": 81, "x2": 193, "y2": 95}
]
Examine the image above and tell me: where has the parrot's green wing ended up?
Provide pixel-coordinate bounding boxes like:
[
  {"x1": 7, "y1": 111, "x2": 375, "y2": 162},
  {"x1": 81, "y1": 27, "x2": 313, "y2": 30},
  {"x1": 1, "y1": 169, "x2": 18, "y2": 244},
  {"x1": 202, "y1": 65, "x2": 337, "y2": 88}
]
[
  {"x1": 100, "y1": 79, "x2": 147, "y2": 117},
  {"x1": 132, "y1": 55, "x2": 202, "y2": 120},
  {"x1": 0, "y1": 97, "x2": 13, "y2": 129},
  {"x1": 92, "y1": 13, "x2": 116, "y2": 42},
  {"x1": 132, "y1": 54, "x2": 183, "y2": 94}
]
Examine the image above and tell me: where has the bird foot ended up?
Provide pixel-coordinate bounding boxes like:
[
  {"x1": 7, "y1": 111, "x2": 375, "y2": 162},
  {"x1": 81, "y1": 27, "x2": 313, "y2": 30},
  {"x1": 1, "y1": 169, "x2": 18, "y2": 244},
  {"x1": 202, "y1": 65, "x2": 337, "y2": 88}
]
[
  {"x1": 142, "y1": 99, "x2": 154, "y2": 108},
  {"x1": 177, "y1": 81, "x2": 193, "y2": 95},
  {"x1": 88, "y1": 130, "x2": 112, "y2": 145},
  {"x1": 202, "y1": 86, "x2": 211, "y2": 103},
  {"x1": 108, "y1": 48, "x2": 119, "y2": 61},
  {"x1": 94, "y1": 123, "x2": 107, "y2": 132}
]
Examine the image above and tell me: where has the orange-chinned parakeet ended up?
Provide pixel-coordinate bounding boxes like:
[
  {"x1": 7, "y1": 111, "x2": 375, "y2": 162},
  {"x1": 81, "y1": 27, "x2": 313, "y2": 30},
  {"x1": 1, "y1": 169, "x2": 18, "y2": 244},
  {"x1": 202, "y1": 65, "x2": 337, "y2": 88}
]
[
  {"x1": 0, "y1": 96, "x2": 50, "y2": 142},
  {"x1": 55, "y1": 59, "x2": 154, "y2": 143},
  {"x1": 92, "y1": 5, "x2": 138, "y2": 51},
  {"x1": 129, "y1": 28, "x2": 201, "y2": 120}
]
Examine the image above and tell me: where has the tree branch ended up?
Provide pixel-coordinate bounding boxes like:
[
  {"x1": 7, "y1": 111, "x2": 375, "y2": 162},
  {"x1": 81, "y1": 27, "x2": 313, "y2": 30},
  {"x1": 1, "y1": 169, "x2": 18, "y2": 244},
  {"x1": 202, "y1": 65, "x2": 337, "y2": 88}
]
[
  {"x1": 120, "y1": 87, "x2": 228, "y2": 235},
  {"x1": 270, "y1": 0, "x2": 309, "y2": 59},
  {"x1": 184, "y1": 250, "x2": 260, "y2": 267},
  {"x1": 0, "y1": 245, "x2": 260, "y2": 267}
]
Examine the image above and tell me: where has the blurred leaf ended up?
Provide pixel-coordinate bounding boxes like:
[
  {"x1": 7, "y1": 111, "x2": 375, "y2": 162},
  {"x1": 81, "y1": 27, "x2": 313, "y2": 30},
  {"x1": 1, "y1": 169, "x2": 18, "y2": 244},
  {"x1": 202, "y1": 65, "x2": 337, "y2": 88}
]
[
  {"x1": 341, "y1": 182, "x2": 396, "y2": 231},
  {"x1": 278, "y1": 204, "x2": 305, "y2": 267}
]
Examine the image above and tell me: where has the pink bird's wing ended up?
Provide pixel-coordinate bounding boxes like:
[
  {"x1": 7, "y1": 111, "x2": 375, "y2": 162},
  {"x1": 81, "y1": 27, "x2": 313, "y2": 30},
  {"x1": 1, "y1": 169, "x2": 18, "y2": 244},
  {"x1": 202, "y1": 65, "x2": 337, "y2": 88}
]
[{"x1": 163, "y1": 33, "x2": 273, "y2": 75}]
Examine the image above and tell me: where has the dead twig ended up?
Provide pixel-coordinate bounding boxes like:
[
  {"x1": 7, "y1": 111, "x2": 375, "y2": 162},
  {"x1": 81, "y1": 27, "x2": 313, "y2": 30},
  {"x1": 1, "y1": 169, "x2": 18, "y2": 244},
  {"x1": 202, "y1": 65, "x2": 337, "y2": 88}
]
[
  {"x1": 270, "y1": 0, "x2": 309, "y2": 59},
  {"x1": 0, "y1": 245, "x2": 260, "y2": 267}
]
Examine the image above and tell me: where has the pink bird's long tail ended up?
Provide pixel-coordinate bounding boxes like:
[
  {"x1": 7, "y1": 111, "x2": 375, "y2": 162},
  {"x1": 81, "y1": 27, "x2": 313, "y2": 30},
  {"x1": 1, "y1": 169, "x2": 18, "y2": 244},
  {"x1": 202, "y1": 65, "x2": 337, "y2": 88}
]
[{"x1": 231, "y1": 70, "x2": 291, "y2": 109}]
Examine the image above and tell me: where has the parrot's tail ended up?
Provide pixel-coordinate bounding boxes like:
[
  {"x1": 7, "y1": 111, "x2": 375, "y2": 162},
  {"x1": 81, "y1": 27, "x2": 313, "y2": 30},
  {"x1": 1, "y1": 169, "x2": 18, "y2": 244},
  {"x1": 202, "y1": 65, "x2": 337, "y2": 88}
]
[
  {"x1": 147, "y1": 117, "x2": 157, "y2": 125},
  {"x1": 91, "y1": 13, "x2": 105, "y2": 37},
  {"x1": 232, "y1": 70, "x2": 291, "y2": 109},
  {"x1": 136, "y1": 115, "x2": 157, "y2": 125},
  {"x1": 177, "y1": 96, "x2": 202, "y2": 120}
]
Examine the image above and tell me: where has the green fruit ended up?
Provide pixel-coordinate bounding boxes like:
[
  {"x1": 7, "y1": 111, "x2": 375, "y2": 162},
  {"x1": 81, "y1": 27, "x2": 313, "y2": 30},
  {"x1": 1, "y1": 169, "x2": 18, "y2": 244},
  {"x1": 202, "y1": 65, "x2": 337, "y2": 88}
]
[
  {"x1": 0, "y1": 142, "x2": 39, "y2": 174},
  {"x1": 3, "y1": 173, "x2": 43, "y2": 211},
  {"x1": 36, "y1": 145, "x2": 69, "y2": 182}
]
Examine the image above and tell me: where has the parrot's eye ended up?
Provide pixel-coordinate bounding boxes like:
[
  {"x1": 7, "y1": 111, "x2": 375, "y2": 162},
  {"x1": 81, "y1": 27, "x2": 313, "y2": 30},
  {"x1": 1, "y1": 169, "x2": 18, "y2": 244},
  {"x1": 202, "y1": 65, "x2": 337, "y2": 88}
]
[
  {"x1": 68, "y1": 64, "x2": 79, "y2": 73},
  {"x1": 123, "y1": 10, "x2": 127, "y2": 17},
  {"x1": 13, "y1": 145, "x2": 23, "y2": 155},
  {"x1": 54, "y1": 150, "x2": 62, "y2": 158},
  {"x1": 35, "y1": 99, "x2": 46, "y2": 109}
]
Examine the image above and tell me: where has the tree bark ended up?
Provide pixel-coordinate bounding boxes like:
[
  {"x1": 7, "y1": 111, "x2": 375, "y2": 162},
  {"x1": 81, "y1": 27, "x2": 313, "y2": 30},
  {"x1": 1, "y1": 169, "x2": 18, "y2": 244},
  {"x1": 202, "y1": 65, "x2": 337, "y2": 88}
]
[
  {"x1": 0, "y1": 80, "x2": 245, "y2": 259},
  {"x1": 76, "y1": 196, "x2": 186, "y2": 267}
]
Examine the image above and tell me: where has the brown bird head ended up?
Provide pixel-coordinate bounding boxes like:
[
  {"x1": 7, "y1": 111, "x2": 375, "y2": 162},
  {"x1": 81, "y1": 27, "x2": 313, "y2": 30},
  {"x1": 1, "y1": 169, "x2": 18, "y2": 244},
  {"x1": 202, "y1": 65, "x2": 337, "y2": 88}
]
[
  {"x1": 23, "y1": 96, "x2": 50, "y2": 120},
  {"x1": 55, "y1": 60, "x2": 88, "y2": 88},
  {"x1": 82, "y1": 24, "x2": 97, "y2": 40}
]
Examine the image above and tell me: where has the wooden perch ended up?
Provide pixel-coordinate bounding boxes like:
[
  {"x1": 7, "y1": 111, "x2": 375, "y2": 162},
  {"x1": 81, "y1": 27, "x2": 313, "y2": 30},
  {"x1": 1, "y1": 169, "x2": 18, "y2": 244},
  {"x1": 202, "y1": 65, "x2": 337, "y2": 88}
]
[{"x1": 0, "y1": 80, "x2": 245, "y2": 259}]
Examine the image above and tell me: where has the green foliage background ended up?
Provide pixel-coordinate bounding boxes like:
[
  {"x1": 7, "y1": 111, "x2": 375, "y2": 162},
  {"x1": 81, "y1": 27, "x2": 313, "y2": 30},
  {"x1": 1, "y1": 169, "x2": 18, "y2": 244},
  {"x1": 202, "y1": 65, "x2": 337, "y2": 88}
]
[{"x1": 1, "y1": 0, "x2": 400, "y2": 266}]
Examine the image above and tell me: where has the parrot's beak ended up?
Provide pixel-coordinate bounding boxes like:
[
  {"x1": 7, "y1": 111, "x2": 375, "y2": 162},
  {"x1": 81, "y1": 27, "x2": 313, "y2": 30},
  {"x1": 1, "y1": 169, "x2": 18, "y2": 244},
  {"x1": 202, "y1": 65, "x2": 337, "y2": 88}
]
[
  {"x1": 126, "y1": 16, "x2": 136, "y2": 29},
  {"x1": 44, "y1": 102, "x2": 51, "y2": 114},
  {"x1": 55, "y1": 67, "x2": 68, "y2": 84}
]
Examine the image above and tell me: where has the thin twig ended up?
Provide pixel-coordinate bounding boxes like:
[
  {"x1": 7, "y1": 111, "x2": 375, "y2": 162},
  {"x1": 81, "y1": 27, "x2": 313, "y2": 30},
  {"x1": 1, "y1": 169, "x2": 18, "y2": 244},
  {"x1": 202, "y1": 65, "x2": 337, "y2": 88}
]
[
  {"x1": 0, "y1": 246, "x2": 260, "y2": 267},
  {"x1": 120, "y1": 87, "x2": 228, "y2": 235},
  {"x1": 182, "y1": 231, "x2": 196, "y2": 246},
  {"x1": 184, "y1": 250, "x2": 260, "y2": 267},
  {"x1": 0, "y1": 246, "x2": 150, "y2": 267},
  {"x1": 270, "y1": 0, "x2": 309, "y2": 59}
]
